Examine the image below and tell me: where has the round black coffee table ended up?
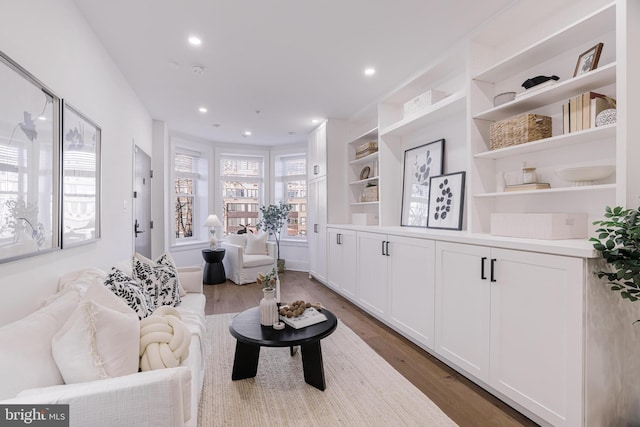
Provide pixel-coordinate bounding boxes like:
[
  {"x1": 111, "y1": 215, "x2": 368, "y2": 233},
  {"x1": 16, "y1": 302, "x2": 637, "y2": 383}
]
[{"x1": 229, "y1": 306, "x2": 338, "y2": 391}]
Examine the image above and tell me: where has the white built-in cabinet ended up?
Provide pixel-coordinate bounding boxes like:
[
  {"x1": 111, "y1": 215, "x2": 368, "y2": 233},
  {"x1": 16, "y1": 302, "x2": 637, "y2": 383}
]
[
  {"x1": 435, "y1": 241, "x2": 583, "y2": 426},
  {"x1": 307, "y1": 119, "x2": 348, "y2": 283},
  {"x1": 326, "y1": 228, "x2": 356, "y2": 298},
  {"x1": 307, "y1": 177, "x2": 327, "y2": 283},
  {"x1": 355, "y1": 231, "x2": 435, "y2": 348},
  {"x1": 312, "y1": 1, "x2": 639, "y2": 424}
]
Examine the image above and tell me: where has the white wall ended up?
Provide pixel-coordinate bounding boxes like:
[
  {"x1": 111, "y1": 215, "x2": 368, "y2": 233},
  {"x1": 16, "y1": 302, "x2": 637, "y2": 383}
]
[{"x1": 0, "y1": 0, "x2": 152, "y2": 325}]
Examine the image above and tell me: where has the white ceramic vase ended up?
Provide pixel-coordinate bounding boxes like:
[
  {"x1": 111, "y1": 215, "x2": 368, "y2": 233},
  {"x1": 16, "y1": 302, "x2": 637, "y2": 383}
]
[{"x1": 260, "y1": 288, "x2": 278, "y2": 326}]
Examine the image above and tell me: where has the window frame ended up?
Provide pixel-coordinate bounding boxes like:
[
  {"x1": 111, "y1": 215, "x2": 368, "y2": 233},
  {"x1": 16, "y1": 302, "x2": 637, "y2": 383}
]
[{"x1": 271, "y1": 146, "x2": 307, "y2": 242}]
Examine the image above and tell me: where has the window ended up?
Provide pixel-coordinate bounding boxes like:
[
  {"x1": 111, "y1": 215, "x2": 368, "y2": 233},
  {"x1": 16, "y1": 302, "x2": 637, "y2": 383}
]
[
  {"x1": 220, "y1": 154, "x2": 264, "y2": 235},
  {"x1": 171, "y1": 144, "x2": 208, "y2": 244},
  {"x1": 274, "y1": 153, "x2": 306, "y2": 238}
]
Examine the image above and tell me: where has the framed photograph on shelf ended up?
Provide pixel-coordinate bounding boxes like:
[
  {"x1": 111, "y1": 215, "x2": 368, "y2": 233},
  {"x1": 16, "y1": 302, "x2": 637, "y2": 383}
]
[
  {"x1": 0, "y1": 51, "x2": 60, "y2": 263},
  {"x1": 427, "y1": 171, "x2": 465, "y2": 231},
  {"x1": 62, "y1": 102, "x2": 101, "y2": 247},
  {"x1": 573, "y1": 42, "x2": 603, "y2": 77},
  {"x1": 401, "y1": 139, "x2": 444, "y2": 227}
]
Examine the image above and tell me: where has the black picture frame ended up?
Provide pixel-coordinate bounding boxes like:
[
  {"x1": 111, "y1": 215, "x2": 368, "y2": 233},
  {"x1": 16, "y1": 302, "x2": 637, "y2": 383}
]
[
  {"x1": 427, "y1": 171, "x2": 465, "y2": 231},
  {"x1": 401, "y1": 139, "x2": 445, "y2": 227}
]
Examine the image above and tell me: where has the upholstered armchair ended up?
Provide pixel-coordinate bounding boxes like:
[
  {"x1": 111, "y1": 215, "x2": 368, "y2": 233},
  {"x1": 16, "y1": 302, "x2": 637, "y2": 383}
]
[{"x1": 221, "y1": 233, "x2": 277, "y2": 285}]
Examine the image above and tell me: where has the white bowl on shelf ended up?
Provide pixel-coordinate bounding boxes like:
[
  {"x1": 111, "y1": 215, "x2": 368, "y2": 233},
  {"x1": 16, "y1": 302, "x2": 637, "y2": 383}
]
[{"x1": 555, "y1": 165, "x2": 615, "y2": 186}]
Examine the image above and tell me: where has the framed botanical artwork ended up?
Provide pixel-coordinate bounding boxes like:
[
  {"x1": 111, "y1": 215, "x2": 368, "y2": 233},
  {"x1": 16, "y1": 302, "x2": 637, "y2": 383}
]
[
  {"x1": 427, "y1": 171, "x2": 465, "y2": 231},
  {"x1": 0, "y1": 50, "x2": 60, "y2": 263},
  {"x1": 61, "y1": 102, "x2": 101, "y2": 247},
  {"x1": 573, "y1": 42, "x2": 603, "y2": 77},
  {"x1": 401, "y1": 139, "x2": 445, "y2": 227}
]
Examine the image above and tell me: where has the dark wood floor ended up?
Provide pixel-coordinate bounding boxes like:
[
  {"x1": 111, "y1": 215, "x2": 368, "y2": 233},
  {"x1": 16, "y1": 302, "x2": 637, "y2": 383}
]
[{"x1": 204, "y1": 270, "x2": 539, "y2": 427}]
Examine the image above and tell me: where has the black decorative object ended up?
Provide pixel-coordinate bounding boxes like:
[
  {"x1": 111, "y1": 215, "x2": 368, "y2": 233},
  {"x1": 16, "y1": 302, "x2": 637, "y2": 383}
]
[{"x1": 521, "y1": 75, "x2": 559, "y2": 89}]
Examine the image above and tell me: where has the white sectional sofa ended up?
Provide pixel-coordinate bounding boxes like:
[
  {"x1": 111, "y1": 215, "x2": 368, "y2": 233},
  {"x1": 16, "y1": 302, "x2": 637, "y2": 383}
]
[{"x1": 0, "y1": 263, "x2": 206, "y2": 427}]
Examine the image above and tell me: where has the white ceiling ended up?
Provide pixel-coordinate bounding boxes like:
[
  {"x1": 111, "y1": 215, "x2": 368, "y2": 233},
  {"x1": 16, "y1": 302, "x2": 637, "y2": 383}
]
[{"x1": 73, "y1": 0, "x2": 514, "y2": 146}]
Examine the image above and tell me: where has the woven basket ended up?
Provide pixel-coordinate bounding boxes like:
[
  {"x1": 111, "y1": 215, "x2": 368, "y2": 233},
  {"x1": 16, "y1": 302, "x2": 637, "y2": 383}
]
[
  {"x1": 355, "y1": 141, "x2": 378, "y2": 159},
  {"x1": 490, "y1": 114, "x2": 551, "y2": 150}
]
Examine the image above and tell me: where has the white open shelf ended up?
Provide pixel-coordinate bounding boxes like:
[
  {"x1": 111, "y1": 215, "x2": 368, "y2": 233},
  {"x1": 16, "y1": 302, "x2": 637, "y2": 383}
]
[
  {"x1": 474, "y1": 123, "x2": 616, "y2": 159},
  {"x1": 473, "y1": 63, "x2": 616, "y2": 121},
  {"x1": 473, "y1": 2, "x2": 615, "y2": 83},
  {"x1": 350, "y1": 177, "x2": 378, "y2": 186},
  {"x1": 349, "y1": 151, "x2": 378, "y2": 165},
  {"x1": 380, "y1": 90, "x2": 466, "y2": 137},
  {"x1": 475, "y1": 183, "x2": 616, "y2": 198}
]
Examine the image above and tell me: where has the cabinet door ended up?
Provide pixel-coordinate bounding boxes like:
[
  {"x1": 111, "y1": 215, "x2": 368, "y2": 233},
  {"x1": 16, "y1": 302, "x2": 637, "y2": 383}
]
[
  {"x1": 357, "y1": 231, "x2": 388, "y2": 318},
  {"x1": 434, "y1": 241, "x2": 491, "y2": 382},
  {"x1": 338, "y1": 230, "x2": 357, "y2": 299},
  {"x1": 489, "y1": 249, "x2": 583, "y2": 427},
  {"x1": 388, "y1": 235, "x2": 435, "y2": 349},
  {"x1": 307, "y1": 179, "x2": 326, "y2": 281},
  {"x1": 326, "y1": 228, "x2": 342, "y2": 291},
  {"x1": 307, "y1": 122, "x2": 327, "y2": 178}
]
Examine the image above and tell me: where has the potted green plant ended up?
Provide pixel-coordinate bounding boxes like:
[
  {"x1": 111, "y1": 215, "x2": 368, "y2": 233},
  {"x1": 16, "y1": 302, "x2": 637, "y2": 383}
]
[
  {"x1": 256, "y1": 201, "x2": 291, "y2": 272},
  {"x1": 590, "y1": 204, "x2": 640, "y2": 302}
]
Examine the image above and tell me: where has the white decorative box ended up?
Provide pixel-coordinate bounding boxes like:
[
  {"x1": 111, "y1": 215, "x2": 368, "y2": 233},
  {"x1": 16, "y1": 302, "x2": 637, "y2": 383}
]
[
  {"x1": 352, "y1": 213, "x2": 378, "y2": 225},
  {"x1": 403, "y1": 89, "x2": 448, "y2": 117},
  {"x1": 490, "y1": 213, "x2": 587, "y2": 240}
]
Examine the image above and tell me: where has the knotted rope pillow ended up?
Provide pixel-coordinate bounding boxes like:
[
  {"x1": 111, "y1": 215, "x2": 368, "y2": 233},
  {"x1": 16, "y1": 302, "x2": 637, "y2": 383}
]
[{"x1": 139, "y1": 306, "x2": 190, "y2": 371}]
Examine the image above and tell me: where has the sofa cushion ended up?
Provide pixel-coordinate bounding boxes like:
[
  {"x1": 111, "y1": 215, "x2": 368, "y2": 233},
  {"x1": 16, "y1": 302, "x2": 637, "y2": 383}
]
[
  {"x1": 0, "y1": 291, "x2": 80, "y2": 400},
  {"x1": 242, "y1": 254, "x2": 275, "y2": 268},
  {"x1": 226, "y1": 233, "x2": 246, "y2": 248},
  {"x1": 245, "y1": 232, "x2": 268, "y2": 255},
  {"x1": 133, "y1": 253, "x2": 182, "y2": 306},
  {"x1": 52, "y1": 282, "x2": 140, "y2": 384},
  {"x1": 104, "y1": 268, "x2": 155, "y2": 319}
]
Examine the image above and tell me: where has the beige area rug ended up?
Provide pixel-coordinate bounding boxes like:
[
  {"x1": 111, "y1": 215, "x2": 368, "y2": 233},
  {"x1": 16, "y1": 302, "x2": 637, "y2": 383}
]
[{"x1": 198, "y1": 313, "x2": 457, "y2": 426}]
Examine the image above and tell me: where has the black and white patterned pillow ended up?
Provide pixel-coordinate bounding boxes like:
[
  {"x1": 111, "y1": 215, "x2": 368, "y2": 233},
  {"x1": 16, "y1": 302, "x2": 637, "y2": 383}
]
[
  {"x1": 132, "y1": 253, "x2": 181, "y2": 307},
  {"x1": 104, "y1": 268, "x2": 155, "y2": 319}
]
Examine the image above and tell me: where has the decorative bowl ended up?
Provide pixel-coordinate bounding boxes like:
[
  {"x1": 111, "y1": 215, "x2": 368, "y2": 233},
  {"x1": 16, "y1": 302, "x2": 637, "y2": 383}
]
[
  {"x1": 493, "y1": 92, "x2": 516, "y2": 107},
  {"x1": 595, "y1": 108, "x2": 616, "y2": 127},
  {"x1": 555, "y1": 165, "x2": 615, "y2": 186}
]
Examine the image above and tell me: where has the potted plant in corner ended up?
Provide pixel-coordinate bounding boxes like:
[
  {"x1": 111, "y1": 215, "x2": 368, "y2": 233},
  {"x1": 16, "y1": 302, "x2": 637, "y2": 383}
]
[
  {"x1": 590, "y1": 204, "x2": 640, "y2": 304},
  {"x1": 257, "y1": 201, "x2": 292, "y2": 273}
]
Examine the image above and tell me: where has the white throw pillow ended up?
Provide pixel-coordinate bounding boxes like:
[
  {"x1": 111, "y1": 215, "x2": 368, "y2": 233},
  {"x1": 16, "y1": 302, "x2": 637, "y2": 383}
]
[
  {"x1": 226, "y1": 233, "x2": 247, "y2": 248},
  {"x1": 52, "y1": 282, "x2": 139, "y2": 384},
  {"x1": 132, "y1": 253, "x2": 182, "y2": 306},
  {"x1": 0, "y1": 292, "x2": 79, "y2": 399},
  {"x1": 245, "y1": 232, "x2": 268, "y2": 255}
]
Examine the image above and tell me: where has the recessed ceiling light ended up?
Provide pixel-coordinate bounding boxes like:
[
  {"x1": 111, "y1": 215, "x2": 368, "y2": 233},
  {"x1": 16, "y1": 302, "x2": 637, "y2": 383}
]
[
  {"x1": 364, "y1": 67, "x2": 376, "y2": 76},
  {"x1": 37, "y1": 115, "x2": 47, "y2": 121},
  {"x1": 311, "y1": 119, "x2": 319, "y2": 124},
  {"x1": 188, "y1": 36, "x2": 202, "y2": 46},
  {"x1": 192, "y1": 65, "x2": 205, "y2": 74},
  {"x1": 211, "y1": 123, "x2": 221, "y2": 128},
  {"x1": 288, "y1": 131, "x2": 296, "y2": 135},
  {"x1": 199, "y1": 107, "x2": 208, "y2": 113},
  {"x1": 244, "y1": 131, "x2": 252, "y2": 136}
]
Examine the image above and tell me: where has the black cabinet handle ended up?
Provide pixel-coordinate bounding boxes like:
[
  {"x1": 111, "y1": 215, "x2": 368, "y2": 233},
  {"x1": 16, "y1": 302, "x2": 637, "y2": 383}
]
[
  {"x1": 337, "y1": 233, "x2": 342, "y2": 244},
  {"x1": 490, "y1": 258, "x2": 497, "y2": 282},
  {"x1": 314, "y1": 224, "x2": 318, "y2": 233},
  {"x1": 314, "y1": 165, "x2": 319, "y2": 175},
  {"x1": 385, "y1": 241, "x2": 390, "y2": 256},
  {"x1": 381, "y1": 240, "x2": 386, "y2": 256},
  {"x1": 481, "y1": 257, "x2": 487, "y2": 280}
]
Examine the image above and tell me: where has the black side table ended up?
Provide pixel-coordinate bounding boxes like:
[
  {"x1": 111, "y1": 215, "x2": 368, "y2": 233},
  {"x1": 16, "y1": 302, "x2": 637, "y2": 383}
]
[{"x1": 202, "y1": 248, "x2": 226, "y2": 285}]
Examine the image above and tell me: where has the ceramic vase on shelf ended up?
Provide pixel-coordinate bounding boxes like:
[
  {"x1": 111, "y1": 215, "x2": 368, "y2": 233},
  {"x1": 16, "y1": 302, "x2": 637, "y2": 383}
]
[{"x1": 260, "y1": 288, "x2": 278, "y2": 326}]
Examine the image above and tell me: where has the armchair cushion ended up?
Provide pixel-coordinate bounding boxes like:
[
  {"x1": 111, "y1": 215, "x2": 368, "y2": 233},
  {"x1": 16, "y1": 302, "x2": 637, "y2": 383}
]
[
  {"x1": 245, "y1": 232, "x2": 268, "y2": 255},
  {"x1": 243, "y1": 254, "x2": 275, "y2": 268},
  {"x1": 226, "y1": 233, "x2": 247, "y2": 247}
]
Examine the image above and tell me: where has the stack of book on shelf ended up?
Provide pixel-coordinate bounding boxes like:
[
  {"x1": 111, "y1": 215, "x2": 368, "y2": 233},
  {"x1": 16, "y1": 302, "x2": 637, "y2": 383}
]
[
  {"x1": 562, "y1": 91, "x2": 614, "y2": 133},
  {"x1": 505, "y1": 182, "x2": 550, "y2": 192}
]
